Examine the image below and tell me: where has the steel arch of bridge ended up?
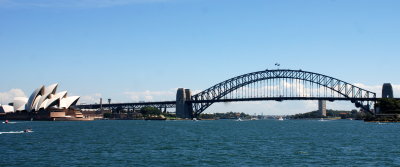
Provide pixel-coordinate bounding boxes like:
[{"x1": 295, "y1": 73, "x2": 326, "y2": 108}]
[{"x1": 191, "y1": 69, "x2": 376, "y2": 117}]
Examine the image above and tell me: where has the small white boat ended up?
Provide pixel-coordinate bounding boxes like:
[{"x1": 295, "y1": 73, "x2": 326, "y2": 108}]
[
  {"x1": 235, "y1": 118, "x2": 243, "y2": 121},
  {"x1": 2, "y1": 120, "x2": 16, "y2": 124},
  {"x1": 278, "y1": 117, "x2": 284, "y2": 121},
  {"x1": 192, "y1": 118, "x2": 198, "y2": 121},
  {"x1": 318, "y1": 118, "x2": 327, "y2": 121},
  {"x1": 0, "y1": 131, "x2": 25, "y2": 134}
]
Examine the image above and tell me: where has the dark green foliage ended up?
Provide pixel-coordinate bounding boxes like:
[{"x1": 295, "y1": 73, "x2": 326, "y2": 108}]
[
  {"x1": 209, "y1": 112, "x2": 250, "y2": 119},
  {"x1": 103, "y1": 113, "x2": 112, "y2": 118},
  {"x1": 291, "y1": 111, "x2": 318, "y2": 119},
  {"x1": 199, "y1": 113, "x2": 215, "y2": 119},
  {"x1": 140, "y1": 107, "x2": 162, "y2": 116},
  {"x1": 376, "y1": 98, "x2": 400, "y2": 114},
  {"x1": 290, "y1": 109, "x2": 361, "y2": 119}
]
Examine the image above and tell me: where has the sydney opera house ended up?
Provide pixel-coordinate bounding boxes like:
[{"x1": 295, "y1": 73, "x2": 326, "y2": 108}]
[{"x1": 0, "y1": 84, "x2": 90, "y2": 121}]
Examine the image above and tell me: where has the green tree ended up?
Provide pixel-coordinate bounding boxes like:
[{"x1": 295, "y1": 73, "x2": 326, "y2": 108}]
[
  {"x1": 140, "y1": 107, "x2": 162, "y2": 116},
  {"x1": 199, "y1": 113, "x2": 215, "y2": 119},
  {"x1": 103, "y1": 113, "x2": 112, "y2": 118},
  {"x1": 377, "y1": 98, "x2": 400, "y2": 114}
]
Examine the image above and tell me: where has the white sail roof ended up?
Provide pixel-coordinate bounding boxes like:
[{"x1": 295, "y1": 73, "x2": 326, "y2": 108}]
[
  {"x1": 37, "y1": 83, "x2": 58, "y2": 110},
  {"x1": 39, "y1": 99, "x2": 49, "y2": 110},
  {"x1": 13, "y1": 97, "x2": 28, "y2": 112},
  {"x1": 33, "y1": 95, "x2": 42, "y2": 111},
  {"x1": 0, "y1": 105, "x2": 14, "y2": 113},
  {"x1": 60, "y1": 96, "x2": 80, "y2": 109},
  {"x1": 26, "y1": 85, "x2": 44, "y2": 112},
  {"x1": 44, "y1": 91, "x2": 68, "y2": 109},
  {"x1": 10, "y1": 84, "x2": 79, "y2": 112},
  {"x1": 44, "y1": 83, "x2": 58, "y2": 95}
]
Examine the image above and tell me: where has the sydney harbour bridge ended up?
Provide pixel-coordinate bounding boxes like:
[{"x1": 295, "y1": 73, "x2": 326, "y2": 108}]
[{"x1": 78, "y1": 69, "x2": 394, "y2": 119}]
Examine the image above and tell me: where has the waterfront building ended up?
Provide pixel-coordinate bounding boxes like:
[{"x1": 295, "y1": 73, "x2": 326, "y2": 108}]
[
  {"x1": 1, "y1": 84, "x2": 89, "y2": 121},
  {"x1": 11, "y1": 83, "x2": 80, "y2": 112}
]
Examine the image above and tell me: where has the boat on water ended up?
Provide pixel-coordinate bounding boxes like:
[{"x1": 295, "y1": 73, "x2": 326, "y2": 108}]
[
  {"x1": 0, "y1": 131, "x2": 24, "y2": 134},
  {"x1": 0, "y1": 128, "x2": 33, "y2": 134},
  {"x1": 318, "y1": 118, "x2": 327, "y2": 121},
  {"x1": 235, "y1": 118, "x2": 243, "y2": 121},
  {"x1": 2, "y1": 120, "x2": 16, "y2": 124},
  {"x1": 278, "y1": 117, "x2": 284, "y2": 121}
]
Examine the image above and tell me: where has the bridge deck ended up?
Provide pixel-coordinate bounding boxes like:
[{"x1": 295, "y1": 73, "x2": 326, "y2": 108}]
[
  {"x1": 77, "y1": 101, "x2": 176, "y2": 109},
  {"x1": 76, "y1": 98, "x2": 400, "y2": 109}
]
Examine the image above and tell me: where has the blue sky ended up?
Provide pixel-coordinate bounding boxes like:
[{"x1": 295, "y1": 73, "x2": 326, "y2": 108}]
[{"x1": 1, "y1": 0, "x2": 399, "y2": 115}]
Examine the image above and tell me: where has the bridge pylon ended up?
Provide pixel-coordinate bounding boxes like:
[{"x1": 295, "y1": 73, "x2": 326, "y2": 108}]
[
  {"x1": 318, "y1": 100, "x2": 326, "y2": 117},
  {"x1": 382, "y1": 83, "x2": 394, "y2": 98},
  {"x1": 176, "y1": 88, "x2": 193, "y2": 119}
]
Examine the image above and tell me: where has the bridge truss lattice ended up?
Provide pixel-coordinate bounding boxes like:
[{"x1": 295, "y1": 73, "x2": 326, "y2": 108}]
[{"x1": 191, "y1": 69, "x2": 376, "y2": 117}]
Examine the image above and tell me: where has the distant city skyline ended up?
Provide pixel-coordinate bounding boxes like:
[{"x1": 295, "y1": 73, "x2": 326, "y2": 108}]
[{"x1": 1, "y1": 0, "x2": 399, "y2": 115}]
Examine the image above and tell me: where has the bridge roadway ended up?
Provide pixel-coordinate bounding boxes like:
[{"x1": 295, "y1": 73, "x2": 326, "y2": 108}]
[
  {"x1": 77, "y1": 101, "x2": 176, "y2": 110},
  {"x1": 76, "y1": 97, "x2": 399, "y2": 110}
]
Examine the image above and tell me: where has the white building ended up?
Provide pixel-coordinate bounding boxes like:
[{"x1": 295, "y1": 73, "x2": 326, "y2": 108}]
[
  {"x1": 2, "y1": 83, "x2": 80, "y2": 113},
  {"x1": 0, "y1": 105, "x2": 14, "y2": 113}
]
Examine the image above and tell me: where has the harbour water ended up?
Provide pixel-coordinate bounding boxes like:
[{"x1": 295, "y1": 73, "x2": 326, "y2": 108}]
[{"x1": 1, "y1": 119, "x2": 400, "y2": 166}]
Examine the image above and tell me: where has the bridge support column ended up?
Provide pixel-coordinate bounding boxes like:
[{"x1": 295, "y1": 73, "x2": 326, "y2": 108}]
[
  {"x1": 176, "y1": 88, "x2": 193, "y2": 119},
  {"x1": 318, "y1": 100, "x2": 326, "y2": 117},
  {"x1": 382, "y1": 83, "x2": 394, "y2": 98}
]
